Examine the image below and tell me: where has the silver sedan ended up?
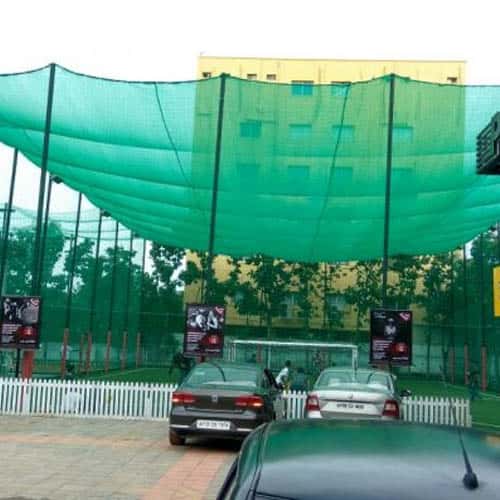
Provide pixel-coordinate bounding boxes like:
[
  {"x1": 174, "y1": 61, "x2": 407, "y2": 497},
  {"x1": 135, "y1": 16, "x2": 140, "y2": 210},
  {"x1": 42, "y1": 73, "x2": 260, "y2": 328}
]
[{"x1": 305, "y1": 368, "x2": 411, "y2": 420}]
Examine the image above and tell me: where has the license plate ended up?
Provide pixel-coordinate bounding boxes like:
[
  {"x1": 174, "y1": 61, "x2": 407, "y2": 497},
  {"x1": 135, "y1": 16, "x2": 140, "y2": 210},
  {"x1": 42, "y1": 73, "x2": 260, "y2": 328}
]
[
  {"x1": 335, "y1": 402, "x2": 365, "y2": 410},
  {"x1": 196, "y1": 420, "x2": 231, "y2": 431}
]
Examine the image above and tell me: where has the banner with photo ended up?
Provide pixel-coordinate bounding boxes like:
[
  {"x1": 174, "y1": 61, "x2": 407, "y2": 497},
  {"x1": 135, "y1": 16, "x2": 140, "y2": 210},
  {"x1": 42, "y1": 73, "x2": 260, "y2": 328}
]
[
  {"x1": 184, "y1": 304, "x2": 225, "y2": 357},
  {"x1": 370, "y1": 309, "x2": 412, "y2": 366},
  {"x1": 0, "y1": 296, "x2": 42, "y2": 349}
]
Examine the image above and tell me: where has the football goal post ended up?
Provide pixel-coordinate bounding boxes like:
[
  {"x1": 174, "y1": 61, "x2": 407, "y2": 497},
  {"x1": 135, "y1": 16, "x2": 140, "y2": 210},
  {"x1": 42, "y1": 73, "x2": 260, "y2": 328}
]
[{"x1": 225, "y1": 339, "x2": 358, "y2": 379}]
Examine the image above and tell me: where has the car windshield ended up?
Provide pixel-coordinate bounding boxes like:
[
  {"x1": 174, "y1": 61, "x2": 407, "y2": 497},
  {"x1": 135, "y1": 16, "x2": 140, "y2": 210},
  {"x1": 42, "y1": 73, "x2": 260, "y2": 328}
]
[
  {"x1": 183, "y1": 364, "x2": 259, "y2": 389},
  {"x1": 315, "y1": 370, "x2": 392, "y2": 390}
]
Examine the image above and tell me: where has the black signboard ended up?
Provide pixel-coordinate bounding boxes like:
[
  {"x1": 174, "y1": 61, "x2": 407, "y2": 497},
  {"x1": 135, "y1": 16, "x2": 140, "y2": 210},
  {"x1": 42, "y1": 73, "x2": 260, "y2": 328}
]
[
  {"x1": 370, "y1": 309, "x2": 412, "y2": 366},
  {"x1": 184, "y1": 304, "x2": 225, "y2": 357},
  {"x1": 0, "y1": 296, "x2": 42, "y2": 349}
]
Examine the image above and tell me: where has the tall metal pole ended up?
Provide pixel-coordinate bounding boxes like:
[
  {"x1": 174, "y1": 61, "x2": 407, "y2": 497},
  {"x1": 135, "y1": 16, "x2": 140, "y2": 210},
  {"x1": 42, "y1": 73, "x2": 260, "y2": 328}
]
[
  {"x1": 108, "y1": 221, "x2": 120, "y2": 331},
  {"x1": 203, "y1": 73, "x2": 228, "y2": 302},
  {"x1": 463, "y1": 244, "x2": 469, "y2": 385},
  {"x1": 64, "y1": 193, "x2": 83, "y2": 329},
  {"x1": 88, "y1": 211, "x2": 104, "y2": 333},
  {"x1": 479, "y1": 234, "x2": 485, "y2": 345},
  {"x1": 136, "y1": 239, "x2": 147, "y2": 368},
  {"x1": 449, "y1": 251, "x2": 456, "y2": 383},
  {"x1": 123, "y1": 232, "x2": 134, "y2": 331},
  {"x1": 32, "y1": 63, "x2": 56, "y2": 297},
  {"x1": 121, "y1": 231, "x2": 134, "y2": 369},
  {"x1": 479, "y1": 233, "x2": 487, "y2": 390},
  {"x1": 381, "y1": 74, "x2": 396, "y2": 308},
  {"x1": 105, "y1": 221, "x2": 119, "y2": 371},
  {"x1": 0, "y1": 149, "x2": 18, "y2": 295},
  {"x1": 38, "y1": 176, "x2": 54, "y2": 288}
]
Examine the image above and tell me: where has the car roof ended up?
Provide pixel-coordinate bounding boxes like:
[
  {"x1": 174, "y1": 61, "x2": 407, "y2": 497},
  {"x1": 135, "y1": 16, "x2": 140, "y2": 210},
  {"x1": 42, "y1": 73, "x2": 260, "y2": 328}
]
[{"x1": 236, "y1": 420, "x2": 500, "y2": 500}]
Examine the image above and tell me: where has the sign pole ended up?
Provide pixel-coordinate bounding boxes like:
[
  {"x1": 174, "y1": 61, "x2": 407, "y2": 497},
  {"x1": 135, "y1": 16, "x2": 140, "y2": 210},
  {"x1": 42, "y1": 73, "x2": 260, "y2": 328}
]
[
  {"x1": 463, "y1": 244, "x2": 469, "y2": 385},
  {"x1": 203, "y1": 73, "x2": 228, "y2": 303},
  {"x1": 381, "y1": 74, "x2": 396, "y2": 308}
]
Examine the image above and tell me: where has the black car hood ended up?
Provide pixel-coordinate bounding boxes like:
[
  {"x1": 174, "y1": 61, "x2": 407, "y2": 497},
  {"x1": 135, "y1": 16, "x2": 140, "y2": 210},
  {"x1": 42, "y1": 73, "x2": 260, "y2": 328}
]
[{"x1": 252, "y1": 420, "x2": 500, "y2": 500}]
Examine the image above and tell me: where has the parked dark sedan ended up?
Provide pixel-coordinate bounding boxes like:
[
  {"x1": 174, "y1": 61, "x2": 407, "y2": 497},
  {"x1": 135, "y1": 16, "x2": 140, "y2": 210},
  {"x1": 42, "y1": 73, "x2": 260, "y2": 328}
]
[
  {"x1": 169, "y1": 361, "x2": 283, "y2": 445},
  {"x1": 217, "y1": 419, "x2": 500, "y2": 499}
]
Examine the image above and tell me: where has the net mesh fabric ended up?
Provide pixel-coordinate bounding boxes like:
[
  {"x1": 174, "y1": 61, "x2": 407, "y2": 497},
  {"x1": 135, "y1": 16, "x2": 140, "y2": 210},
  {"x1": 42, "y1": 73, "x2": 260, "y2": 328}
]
[{"x1": 2, "y1": 66, "x2": 500, "y2": 262}]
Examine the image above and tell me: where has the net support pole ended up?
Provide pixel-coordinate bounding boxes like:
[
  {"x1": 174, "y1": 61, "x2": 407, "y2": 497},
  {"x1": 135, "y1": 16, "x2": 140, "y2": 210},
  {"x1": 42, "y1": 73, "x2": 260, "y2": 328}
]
[
  {"x1": 121, "y1": 231, "x2": 134, "y2": 370},
  {"x1": 105, "y1": 220, "x2": 119, "y2": 372},
  {"x1": 24, "y1": 63, "x2": 56, "y2": 380},
  {"x1": 463, "y1": 244, "x2": 469, "y2": 385},
  {"x1": 203, "y1": 73, "x2": 228, "y2": 303},
  {"x1": 381, "y1": 74, "x2": 396, "y2": 308},
  {"x1": 32, "y1": 63, "x2": 56, "y2": 297},
  {"x1": 0, "y1": 149, "x2": 18, "y2": 296},
  {"x1": 449, "y1": 251, "x2": 456, "y2": 383},
  {"x1": 136, "y1": 239, "x2": 147, "y2": 368},
  {"x1": 479, "y1": 233, "x2": 487, "y2": 390},
  {"x1": 88, "y1": 211, "x2": 103, "y2": 330},
  {"x1": 38, "y1": 176, "x2": 54, "y2": 288},
  {"x1": 61, "y1": 193, "x2": 82, "y2": 379}
]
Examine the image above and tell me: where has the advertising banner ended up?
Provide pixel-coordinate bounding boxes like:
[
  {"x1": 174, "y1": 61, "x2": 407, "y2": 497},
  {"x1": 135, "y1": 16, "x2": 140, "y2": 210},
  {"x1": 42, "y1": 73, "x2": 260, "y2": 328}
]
[
  {"x1": 184, "y1": 304, "x2": 225, "y2": 357},
  {"x1": 0, "y1": 296, "x2": 42, "y2": 349},
  {"x1": 370, "y1": 309, "x2": 412, "y2": 366}
]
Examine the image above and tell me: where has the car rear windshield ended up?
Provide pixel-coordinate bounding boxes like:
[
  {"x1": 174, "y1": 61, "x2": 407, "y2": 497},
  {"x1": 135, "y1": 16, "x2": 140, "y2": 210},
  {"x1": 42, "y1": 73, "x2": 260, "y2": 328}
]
[
  {"x1": 183, "y1": 364, "x2": 259, "y2": 389},
  {"x1": 315, "y1": 370, "x2": 391, "y2": 390}
]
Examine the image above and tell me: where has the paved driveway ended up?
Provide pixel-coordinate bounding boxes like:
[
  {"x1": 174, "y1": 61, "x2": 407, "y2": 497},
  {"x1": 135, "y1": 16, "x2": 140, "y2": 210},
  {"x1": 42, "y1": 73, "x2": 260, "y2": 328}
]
[{"x1": 0, "y1": 416, "x2": 237, "y2": 500}]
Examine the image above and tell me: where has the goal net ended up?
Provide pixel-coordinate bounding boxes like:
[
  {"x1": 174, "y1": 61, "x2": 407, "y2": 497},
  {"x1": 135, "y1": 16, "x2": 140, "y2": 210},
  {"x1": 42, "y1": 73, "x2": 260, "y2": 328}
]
[{"x1": 225, "y1": 339, "x2": 358, "y2": 384}]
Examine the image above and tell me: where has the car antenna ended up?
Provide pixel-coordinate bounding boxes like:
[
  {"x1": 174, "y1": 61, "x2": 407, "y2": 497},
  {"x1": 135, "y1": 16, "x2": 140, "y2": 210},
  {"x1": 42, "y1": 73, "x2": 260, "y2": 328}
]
[
  {"x1": 207, "y1": 360, "x2": 226, "y2": 381},
  {"x1": 439, "y1": 365, "x2": 478, "y2": 490}
]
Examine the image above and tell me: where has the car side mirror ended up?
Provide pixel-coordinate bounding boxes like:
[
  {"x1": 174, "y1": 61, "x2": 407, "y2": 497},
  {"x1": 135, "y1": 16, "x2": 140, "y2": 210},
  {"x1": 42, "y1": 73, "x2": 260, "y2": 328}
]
[{"x1": 400, "y1": 389, "x2": 412, "y2": 398}]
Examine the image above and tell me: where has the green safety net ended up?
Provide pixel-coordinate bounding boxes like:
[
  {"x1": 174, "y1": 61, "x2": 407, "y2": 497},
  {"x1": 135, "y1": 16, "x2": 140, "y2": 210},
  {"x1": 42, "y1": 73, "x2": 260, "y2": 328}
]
[{"x1": 1, "y1": 65, "x2": 500, "y2": 262}]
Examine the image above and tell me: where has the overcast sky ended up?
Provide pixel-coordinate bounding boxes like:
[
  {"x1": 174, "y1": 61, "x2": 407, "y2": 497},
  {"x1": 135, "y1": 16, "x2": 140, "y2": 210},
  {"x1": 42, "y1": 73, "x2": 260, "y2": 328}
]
[{"x1": 2, "y1": 0, "x2": 500, "y2": 214}]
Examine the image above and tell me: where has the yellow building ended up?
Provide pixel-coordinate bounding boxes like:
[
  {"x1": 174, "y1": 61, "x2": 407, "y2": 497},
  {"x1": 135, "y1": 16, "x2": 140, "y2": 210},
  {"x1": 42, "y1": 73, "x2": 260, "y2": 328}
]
[{"x1": 184, "y1": 56, "x2": 466, "y2": 333}]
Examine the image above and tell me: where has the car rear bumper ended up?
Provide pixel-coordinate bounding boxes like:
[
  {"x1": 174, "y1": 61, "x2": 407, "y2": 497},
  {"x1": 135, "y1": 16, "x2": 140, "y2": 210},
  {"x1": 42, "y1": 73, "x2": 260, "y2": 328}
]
[
  {"x1": 169, "y1": 408, "x2": 269, "y2": 438},
  {"x1": 306, "y1": 410, "x2": 397, "y2": 420}
]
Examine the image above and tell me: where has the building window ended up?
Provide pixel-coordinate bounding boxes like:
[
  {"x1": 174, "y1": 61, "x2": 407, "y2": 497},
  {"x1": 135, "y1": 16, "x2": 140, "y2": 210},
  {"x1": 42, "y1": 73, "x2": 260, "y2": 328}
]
[
  {"x1": 331, "y1": 81, "x2": 350, "y2": 97},
  {"x1": 288, "y1": 165, "x2": 310, "y2": 185},
  {"x1": 237, "y1": 163, "x2": 260, "y2": 184},
  {"x1": 202, "y1": 72, "x2": 212, "y2": 79},
  {"x1": 266, "y1": 74, "x2": 277, "y2": 81},
  {"x1": 392, "y1": 167, "x2": 417, "y2": 194},
  {"x1": 333, "y1": 167, "x2": 353, "y2": 183},
  {"x1": 393, "y1": 125, "x2": 413, "y2": 143},
  {"x1": 291, "y1": 80, "x2": 314, "y2": 96},
  {"x1": 289, "y1": 123, "x2": 312, "y2": 140},
  {"x1": 247, "y1": 73, "x2": 257, "y2": 80},
  {"x1": 240, "y1": 120, "x2": 262, "y2": 138},
  {"x1": 280, "y1": 293, "x2": 298, "y2": 318},
  {"x1": 447, "y1": 76, "x2": 458, "y2": 84},
  {"x1": 326, "y1": 293, "x2": 347, "y2": 312},
  {"x1": 332, "y1": 125, "x2": 355, "y2": 142}
]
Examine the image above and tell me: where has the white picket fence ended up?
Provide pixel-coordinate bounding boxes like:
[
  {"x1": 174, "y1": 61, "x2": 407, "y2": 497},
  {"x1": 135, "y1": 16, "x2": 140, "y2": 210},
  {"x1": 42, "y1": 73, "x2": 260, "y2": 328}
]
[{"x1": 0, "y1": 378, "x2": 471, "y2": 427}]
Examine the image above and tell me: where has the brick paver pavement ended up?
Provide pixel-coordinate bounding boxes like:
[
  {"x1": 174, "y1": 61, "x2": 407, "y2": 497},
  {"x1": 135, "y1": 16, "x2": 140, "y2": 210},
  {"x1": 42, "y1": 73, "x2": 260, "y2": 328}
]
[{"x1": 0, "y1": 416, "x2": 237, "y2": 500}]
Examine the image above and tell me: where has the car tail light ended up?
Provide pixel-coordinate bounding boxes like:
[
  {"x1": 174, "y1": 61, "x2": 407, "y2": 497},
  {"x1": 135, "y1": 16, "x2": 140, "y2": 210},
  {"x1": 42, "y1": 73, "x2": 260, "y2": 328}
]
[
  {"x1": 382, "y1": 399, "x2": 400, "y2": 418},
  {"x1": 235, "y1": 395, "x2": 264, "y2": 408},
  {"x1": 172, "y1": 392, "x2": 196, "y2": 405},
  {"x1": 305, "y1": 394, "x2": 320, "y2": 412}
]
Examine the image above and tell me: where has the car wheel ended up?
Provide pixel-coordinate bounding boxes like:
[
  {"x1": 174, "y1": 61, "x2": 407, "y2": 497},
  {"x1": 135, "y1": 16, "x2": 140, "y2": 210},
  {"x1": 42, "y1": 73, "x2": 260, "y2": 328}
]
[{"x1": 169, "y1": 429, "x2": 186, "y2": 446}]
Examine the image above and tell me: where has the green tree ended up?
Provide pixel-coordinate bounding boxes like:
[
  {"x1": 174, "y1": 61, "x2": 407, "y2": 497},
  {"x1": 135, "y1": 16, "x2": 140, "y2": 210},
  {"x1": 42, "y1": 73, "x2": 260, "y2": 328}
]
[
  {"x1": 291, "y1": 262, "x2": 320, "y2": 334},
  {"x1": 242, "y1": 254, "x2": 293, "y2": 338},
  {"x1": 416, "y1": 254, "x2": 453, "y2": 378},
  {"x1": 344, "y1": 259, "x2": 382, "y2": 344}
]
